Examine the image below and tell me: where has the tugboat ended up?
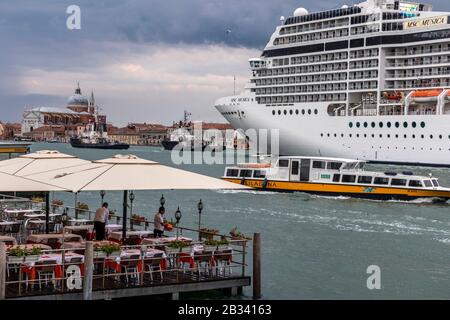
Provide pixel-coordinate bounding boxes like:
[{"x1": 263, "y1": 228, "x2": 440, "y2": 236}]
[
  {"x1": 162, "y1": 110, "x2": 226, "y2": 152},
  {"x1": 70, "y1": 108, "x2": 129, "y2": 150},
  {"x1": 222, "y1": 156, "x2": 450, "y2": 202}
]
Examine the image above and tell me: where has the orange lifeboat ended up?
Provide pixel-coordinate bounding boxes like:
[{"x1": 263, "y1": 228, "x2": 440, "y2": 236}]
[
  {"x1": 411, "y1": 89, "x2": 442, "y2": 102},
  {"x1": 237, "y1": 163, "x2": 272, "y2": 169}
]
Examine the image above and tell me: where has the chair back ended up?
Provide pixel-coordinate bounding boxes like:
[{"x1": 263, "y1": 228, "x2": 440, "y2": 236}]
[
  {"x1": 195, "y1": 250, "x2": 213, "y2": 262},
  {"x1": 8, "y1": 223, "x2": 21, "y2": 234},
  {"x1": 46, "y1": 238, "x2": 61, "y2": 249},
  {"x1": 123, "y1": 236, "x2": 142, "y2": 246},
  {"x1": 35, "y1": 259, "x2": 57, "y2": 273},
  {"x1": 67, "y1": 256, "x2": 83, "y2": 264},
  {"x1": 123, "y1": 254, "x2": 140, "y2": 267},
  {"x1": 144, "y1": 253, "x2": 163, "y2": 267}
]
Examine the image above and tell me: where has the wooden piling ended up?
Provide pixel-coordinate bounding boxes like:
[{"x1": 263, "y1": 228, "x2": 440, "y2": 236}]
[
  {"x1": 0, "y1": 242, "x2": 6, "y2": 300},
  {"x1": 252, "y1": 233, "x2": 261, "y2": 299},
  {"x1": 83, "y1": 241, "x2": 94, "y2": 300}
]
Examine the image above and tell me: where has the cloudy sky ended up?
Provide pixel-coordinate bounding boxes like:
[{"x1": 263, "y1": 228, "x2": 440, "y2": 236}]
[{"x1": 0, "y1": 0, "x2": 448, "y2": 125}]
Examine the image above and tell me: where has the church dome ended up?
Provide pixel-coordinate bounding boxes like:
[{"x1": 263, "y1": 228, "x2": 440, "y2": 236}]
[{"x1": 67, "y1": 83, "x2": 89, "y2": 106}]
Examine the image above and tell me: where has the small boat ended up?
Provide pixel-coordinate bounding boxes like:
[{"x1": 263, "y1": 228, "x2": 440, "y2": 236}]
[
  {"x1": 222, "y1": 156, "x2": 450, "y2": 202},
  {"x1": 410, "y1": 89, "x2": 446, "y2": 103},
  {"x1": 70, "y1": 107, "x2": 129, "y2": 150}
]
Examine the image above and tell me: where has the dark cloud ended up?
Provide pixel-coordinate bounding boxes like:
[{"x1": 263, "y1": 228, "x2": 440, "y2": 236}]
[{"x1": 0, "y1": 0, "x2": 449, "y2": 123}]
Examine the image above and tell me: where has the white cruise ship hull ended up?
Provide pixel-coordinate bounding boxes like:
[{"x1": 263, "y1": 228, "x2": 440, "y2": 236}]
[{"x1": 216, "y1": 94, "x2": 450, "y2": 167}]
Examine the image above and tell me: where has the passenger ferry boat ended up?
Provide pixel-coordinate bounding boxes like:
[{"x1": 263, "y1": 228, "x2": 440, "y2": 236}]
[
  {"x1": 215, "y1": 0, "x2": 450, "y2": 167},
  {"x1": 222, "y1": 156, "x2": 450, "y2": 202}
]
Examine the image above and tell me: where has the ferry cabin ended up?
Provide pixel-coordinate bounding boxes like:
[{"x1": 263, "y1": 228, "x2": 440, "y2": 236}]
[{"x1": 222, "y1": 157, "x2": 450, "y2": 201}]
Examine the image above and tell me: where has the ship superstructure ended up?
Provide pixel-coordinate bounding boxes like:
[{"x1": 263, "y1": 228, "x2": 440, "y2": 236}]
[{"x1": 215, "y1": 0, "x2": 450, "y2": 166}]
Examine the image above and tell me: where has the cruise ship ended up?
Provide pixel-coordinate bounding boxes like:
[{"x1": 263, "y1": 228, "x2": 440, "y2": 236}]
[{"x1": 215, "y1": 0, "x2": 450, "y2": 167}]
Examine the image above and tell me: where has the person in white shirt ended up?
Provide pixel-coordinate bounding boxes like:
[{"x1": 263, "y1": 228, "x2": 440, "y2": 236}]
[
  {"x1": 153, "y1": 206, "x2": 166, "y2": 238},
  {"x1": 94, "y1": 202, "x2": 109, "y2": 240}
]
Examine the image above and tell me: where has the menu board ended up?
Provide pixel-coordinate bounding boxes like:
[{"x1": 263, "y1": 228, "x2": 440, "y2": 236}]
[{"x1": 398, "y1": 2, "x2": 419, "y2": 12}]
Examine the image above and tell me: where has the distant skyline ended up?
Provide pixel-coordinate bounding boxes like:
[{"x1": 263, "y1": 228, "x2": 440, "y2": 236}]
[{"x1": 0, "y1": 0, "x2": 448, "y2": 125}]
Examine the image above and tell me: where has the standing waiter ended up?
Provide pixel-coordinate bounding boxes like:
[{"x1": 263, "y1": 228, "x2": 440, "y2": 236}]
[{"x1": 94, "y1": 202, "x2": 109, "y2": 240}]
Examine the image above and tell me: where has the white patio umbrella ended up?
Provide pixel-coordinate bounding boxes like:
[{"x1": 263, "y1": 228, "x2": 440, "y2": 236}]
[
  {"x1": 0, "y1": 150, "x2": 90, "y2": 177},
  {"x1": 0, "y1": 150, "x2": 89, "y2": 233},
  {"x1": 25, "y1": 154, "x2": 249, "y2": 239}
]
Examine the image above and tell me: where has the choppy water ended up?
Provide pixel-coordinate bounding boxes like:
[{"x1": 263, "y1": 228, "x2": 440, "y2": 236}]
[{"x1": 29, "y1": 143, "x2": 450, "y2": 299}]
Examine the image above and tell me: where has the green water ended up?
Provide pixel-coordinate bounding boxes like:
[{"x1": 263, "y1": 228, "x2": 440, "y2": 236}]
[{"x1": 29, "y1": 142, "x2": 450, "y2": 299}]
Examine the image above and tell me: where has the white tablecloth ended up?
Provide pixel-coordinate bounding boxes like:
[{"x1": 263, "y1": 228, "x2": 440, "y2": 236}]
[{"x1": 108, "y1": 230, "x2": 153, "y2": 242}]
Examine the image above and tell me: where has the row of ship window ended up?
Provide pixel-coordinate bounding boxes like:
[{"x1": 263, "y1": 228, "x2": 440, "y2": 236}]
[
  {"x1": 272, "y1": 109, "x2": 319, "y2": 116},
  {"x1": 349, "y1": 121, "x2": 426, "y2": 129},
  {"x1": 322, "y1": 133, "x2": 450, "y2": 140},
  {"x1": 284, "y1": 7, "x2": 361, "y2": 25},
  {"x1": 258, "y1": 93, "x2": 347, "y2": 104},
  {"x1": 331, "y1": 174, "x2": 432, "y2": 188}
]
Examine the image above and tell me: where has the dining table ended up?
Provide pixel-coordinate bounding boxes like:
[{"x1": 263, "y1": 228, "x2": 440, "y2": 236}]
[
  {"x1": 26, "y1": 233, "x2": 83, "y2": 246},
  {"x1": 108, "y1": 230, "x2": 153, "y2": 242},
  {"x1": 104, "y1": 248, "x2": 167, "y2": 273},
  {"x1": 141, "y1": 236, "x2": 193, "y2": 246}
]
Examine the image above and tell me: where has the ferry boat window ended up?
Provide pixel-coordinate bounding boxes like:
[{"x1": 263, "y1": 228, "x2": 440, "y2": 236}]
[
  {"x1": 326, "y1": 162, "x2": 343, "y2": 170},
  {"x1": 391, "y1": 179, "x2": 407, "y2": 186},
  {"x1": 395, "y1": 122, "x2": 400, "y2": 128},
  {"x1": 312, "y1": 161, "x2": 326, "y2": 169},
  {"x1": 374, "y1": 177, "x2": 389, "y2": 185},
  {"x1": 423, "y1": 180, "x2": 433, "y2": 188},
  {"x1": 226, "y1": 169, "x2": 239, "y2": 177},
  {"x1": 432, "y1": 179, "x2": 439, "y2": 187},
  {"x1": 412, "y1": 122, "x2": 417, "y2": 128},
  {"x1": 420, "y1": 122, "x2": 425, "y2": 128},
  {"x1": 355, "y1": 162, "x2": 365, "y2": 170},
  {"x1": 343, "y1": 162, "x2": 358, "y2": 170},
  {"x1": 333, "y1": 174, "x2": 341, "y2": 182},
  {"x1": 387, "y1": 122, "x2": 392, "y2": 128},
  {"x1": 408, "y1": 180, "x2": 422, "y2": 187},
  {"x1": 239, "y1": 170, "x2": 252, "y2": 178},
  {"x1": 253, "y1": 170, "x2": 266, "y2": 178},
  {"x1": 342, "y1": 175, "x2": 356, "y2": 183},
  {"x1": 358, "y1": 176, "x2": 373, "y2": 184},
  {"x1": 278, "y1": 159, "x2": 290, "y2": 168}
]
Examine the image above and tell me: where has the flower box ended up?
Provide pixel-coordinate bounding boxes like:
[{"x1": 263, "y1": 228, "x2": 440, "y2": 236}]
[
  {"x1": 107, "y1": 251, "x2": 121, "y2": 259},
  {"x1": 7, "y1": 256, "x2": 25, "y2": 264},
  {"x1": 217, "y1": 245, "x2": 229, "y2": 252},
  {"x1": 24, "y1": 255, "x2": 40, "y2": 263},
  {"x1": 180, "y1": 247, "x2": 192, "y2": 254},
  {"x1": 94, "y1": 251, "x2": 107, "y2": 259},
  {"x1": 203, "y1": 245, "x2": 217, "y2": 252},
  {"x1": 164, "y1": 247, "x2": 180, "y2": 255}
]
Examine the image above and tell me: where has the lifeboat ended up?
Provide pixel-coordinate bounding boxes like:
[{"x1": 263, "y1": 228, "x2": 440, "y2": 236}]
[
  {"x1": 237, "y1": 163, "x2": 271, "y2": 169},
  {"x1": 383, "y1": 92, "x2": 403, "y2": 101},
  {"x1": 410, "y1": 89, "x2": 443, "y2": 102}
]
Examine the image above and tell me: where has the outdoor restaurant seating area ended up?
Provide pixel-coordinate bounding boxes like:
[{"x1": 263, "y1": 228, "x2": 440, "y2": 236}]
[{"x1": 0, "y1": 196, "x2": 248, "y2": 299}]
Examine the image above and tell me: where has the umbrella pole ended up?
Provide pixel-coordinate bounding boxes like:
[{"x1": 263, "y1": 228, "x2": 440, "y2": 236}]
[
  {"x1": 122, "y1": 190, "x2": 128, "y2": 241},
  {"x1": 45, "y1": 192, "x2": 50, "y2": 234}
]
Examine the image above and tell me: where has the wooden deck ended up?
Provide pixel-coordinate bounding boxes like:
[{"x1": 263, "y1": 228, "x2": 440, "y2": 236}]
[{"x1": 6, "y1": 270, "x2": 250, "y2": 300}]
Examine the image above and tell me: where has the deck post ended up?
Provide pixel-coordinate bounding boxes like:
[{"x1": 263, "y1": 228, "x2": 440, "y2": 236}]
[
  {"x1": 83, "y1": 241, "x2": 94, "y2": 300},
  {"x1": 253, "y1": 233, "x2": 261, "y2": 299},
  {"x1": 172, "y1": 292, "x2": 179, "y2": 300},
  {"x1": 0, "y1": 242, "x2": 6, "y2": 300},
  {"x1": 45, "y1": 192, "x2": 50, "y2": 234}
]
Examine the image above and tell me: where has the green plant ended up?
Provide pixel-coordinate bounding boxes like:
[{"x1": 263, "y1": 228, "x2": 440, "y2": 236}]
[
  {"x1": 168, "y1": 240, "x2": 190, "y2": 249},
  {"x1": 131, "y1": 214, "x2": 145, "y2": 222},
  {"x1": 229, "y1": 227, "x2": 252, "y2": 240},
  {"x1": 204, "y1": 239, "x2": 219, "y2": 246},
  {"x1": 31, "y1": 196, "x2": 44, "y2": 203},
  {"x1": 29, "y1": 246, "x2": 43, "y2": 256},
  {"x1": 76, "y1": 202, "x2": 89, "y2": 211},
  {"x1": 7, "y1": 247, "x2": 27, "y2": 257},
  {"x1": 98, "y1": 243, "x2": 121, "y2": 255},
  {"x1": 51, "y1": 199, "x2": 64, "y2": 206}
]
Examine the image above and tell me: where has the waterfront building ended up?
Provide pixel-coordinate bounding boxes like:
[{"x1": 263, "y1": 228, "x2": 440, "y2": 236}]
[
  {"x1": 0, "y1": 122, "x2": 21, "y2": 140},
  {"x1": 21, "y1": 84, "x2": 105, "y2": 140}
]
